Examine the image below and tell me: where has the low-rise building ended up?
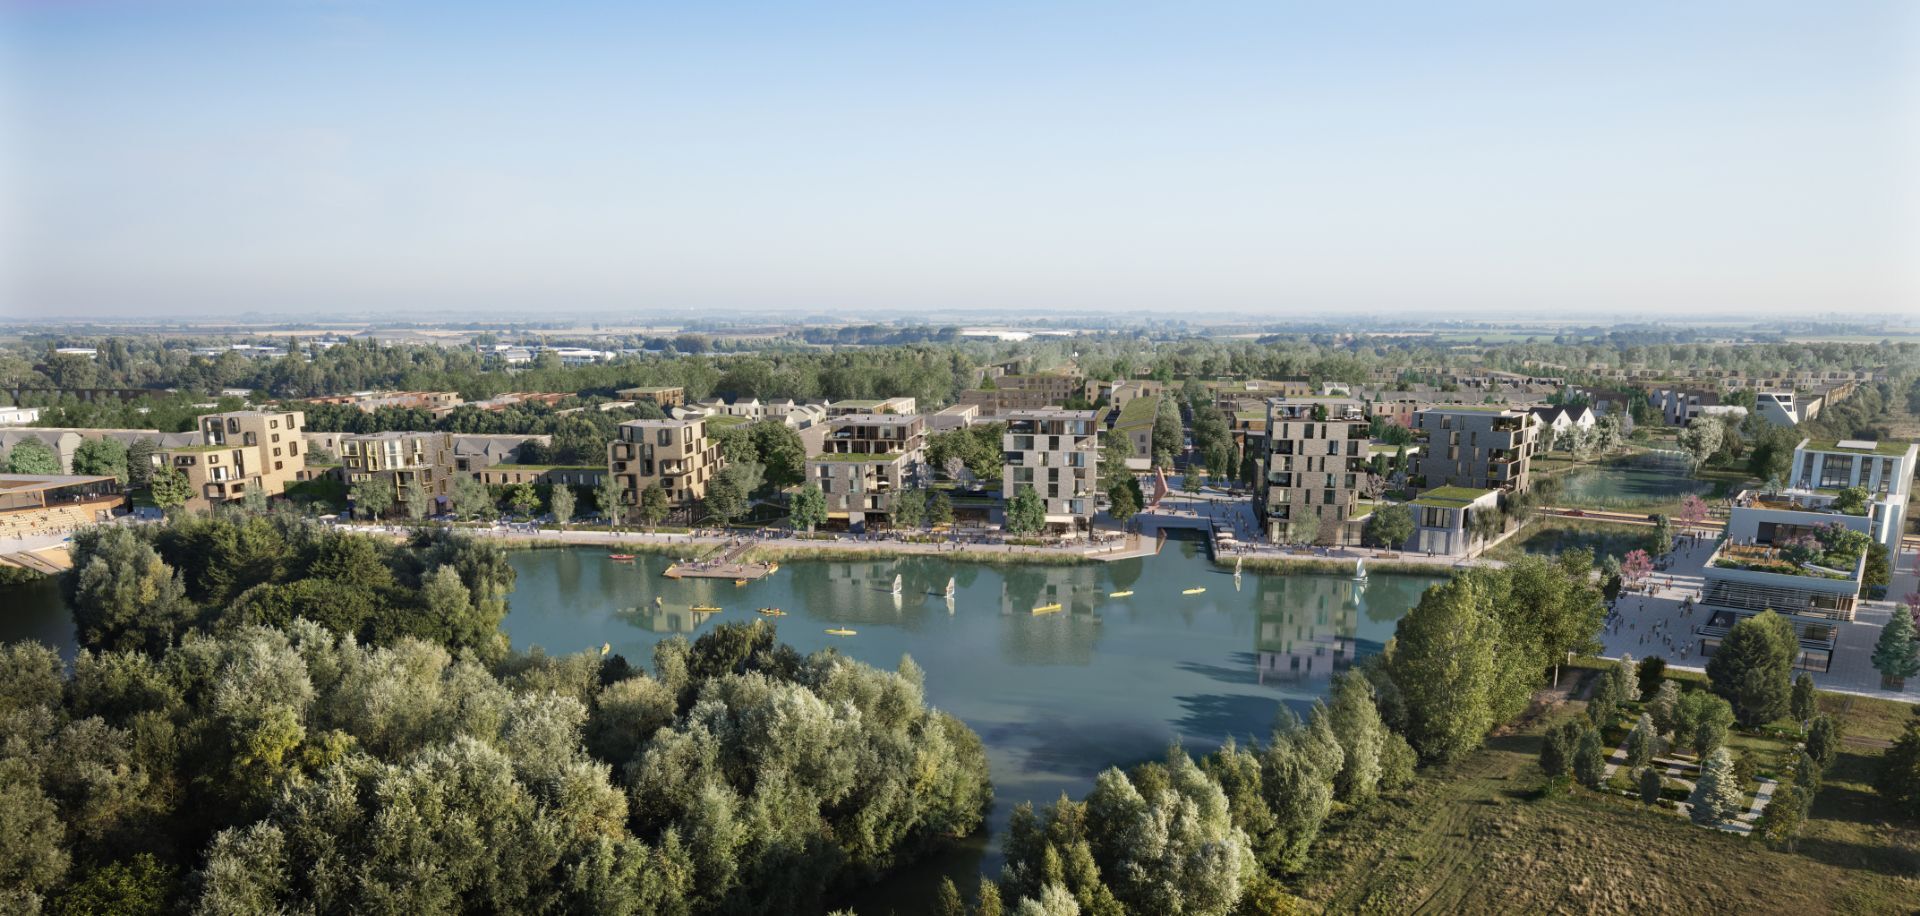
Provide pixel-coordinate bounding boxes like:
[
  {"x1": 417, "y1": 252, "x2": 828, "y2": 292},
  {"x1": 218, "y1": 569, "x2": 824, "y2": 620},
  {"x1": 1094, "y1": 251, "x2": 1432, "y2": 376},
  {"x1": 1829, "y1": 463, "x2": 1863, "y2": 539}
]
[
  {"x1": 1, "y1": 427, "x2": 200, "y2": 471},
  {"x1": 1109, "y1": 395, "x2": 1161, "y2": 471},
  {"x1": 1406, "y1": 486, "x2": 1502, "y2": 556},
  {"x1": 1409, "y1": 407, "x2": 1537, "y2": 495},
  {"x1": 0, "y1": 406, "x2": 42, "y2": 427},
  {"x1": 1527, "y1": 405, "x2": 1596, "y2": 446},
  {"x1": 616, "y1": 386, "x2": 687, "y2": 409},
  {"x1": 806, "y1": 414, "x2": 927, "y2": 530},
  {"x1": 1259, "y1": 398, "x2": 1369, "y2": 545},
  {"x1": 826, "y1": 397, "x2": 917, "y2": 417},
  {"x1": 609, "y1": 417, "x2": 723, "y2": 508},
  {"x1": 957, "y1": 372, "x2": 1081, "y2": 415},
  {"x1": 0, "y1": 474, "x2": 124, "y2": 539},
  {"x1": 929, "y1": 403, "x2": 980, "y2": 432},
  {"x1": 1002, "y1": 409, "x2": 1100, "y2": 531},
  {"x1": 1780, "y1": 437, "x2": 1917, "y2": 555}
]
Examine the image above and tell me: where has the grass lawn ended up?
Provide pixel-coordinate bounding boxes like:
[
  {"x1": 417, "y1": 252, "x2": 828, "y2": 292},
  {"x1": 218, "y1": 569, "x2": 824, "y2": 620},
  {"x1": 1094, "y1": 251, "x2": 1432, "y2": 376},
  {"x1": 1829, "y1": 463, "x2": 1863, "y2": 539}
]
[{"x1": 1295, "y1": 672, "x2": 1920, "y2": 914}]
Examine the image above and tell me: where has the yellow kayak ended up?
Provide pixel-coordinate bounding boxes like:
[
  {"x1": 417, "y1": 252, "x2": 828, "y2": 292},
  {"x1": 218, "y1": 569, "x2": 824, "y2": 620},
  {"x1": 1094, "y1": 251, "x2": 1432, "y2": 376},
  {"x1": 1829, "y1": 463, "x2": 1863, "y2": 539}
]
[
  {"x1": 767, "y1": 563, "x2": 780, "y2": 573},
  {"x1": 826, "y1": 627, "x2": 857, "y2": 636},
  {"x1": 691, "y1": 605, "x2": 722, "y2": 613},
  {"x1": 1183, "y1": 587, "x2": 1207, "y2": 595},
  {"x1": 1032, "y1": 603, "x2": 1063, "y2": 615},
  {"x1": 1108, "y1": 590, "x2": 1134, "y2": 598},
  {"x1": 757, "y1": 607, "x2": 786, "y2": 617},
  {"x1": 734, "y1": 578, "x2": 749, "y2": 586}
]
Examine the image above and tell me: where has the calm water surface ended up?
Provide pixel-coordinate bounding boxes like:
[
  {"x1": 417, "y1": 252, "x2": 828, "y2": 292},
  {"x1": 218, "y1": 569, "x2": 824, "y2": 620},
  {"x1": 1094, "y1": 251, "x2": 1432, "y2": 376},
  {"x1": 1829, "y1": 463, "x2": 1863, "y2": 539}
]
[
  {"x1": 1554, "y1": 451, "x2": 1709, "y2": 506},
  {"x1": 0, "y1": 537, "x2": 1441, "y2": 909}
]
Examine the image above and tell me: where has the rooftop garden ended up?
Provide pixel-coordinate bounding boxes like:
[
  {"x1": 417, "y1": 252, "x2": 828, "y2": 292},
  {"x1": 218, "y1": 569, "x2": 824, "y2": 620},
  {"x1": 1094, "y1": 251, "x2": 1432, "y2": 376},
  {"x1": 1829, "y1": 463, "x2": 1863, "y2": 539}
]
[
  {"x1": 1113, "y1": 396, "x2": 1160, "y2": 430},
  {"x1": 1712, "y1": 523, "x2": 1869, "y2": 580},
  {"x1": 1411, "y1": 485, "x2": 1494, "y2": 509},
  {"x1": 1803, "y1": 438, "x2": 1911, "y2": 457}
]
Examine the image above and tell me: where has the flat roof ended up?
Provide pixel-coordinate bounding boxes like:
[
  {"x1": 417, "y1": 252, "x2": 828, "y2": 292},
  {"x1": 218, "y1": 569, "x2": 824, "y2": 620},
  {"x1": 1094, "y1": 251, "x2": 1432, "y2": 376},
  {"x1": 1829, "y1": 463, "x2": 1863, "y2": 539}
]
[
  {"x1": 1800, "y1": 438, "x2": 1912, "y2": 457},
  {"x1": 1411, "y1": 486, "x2": 1496, "y2": 509},
  {"x1": 1004, "y1": 408, "x2": 1098, "y2": 420},
  {"x1": 1113, "y1": 396, "x2": 1161, "y2": 429},
  {"x1": 0, "y1": 473, "x2": 118, "y2": 494},
  {"x1": 831, "y1": 413, "x2": 921, "y2": 425}
]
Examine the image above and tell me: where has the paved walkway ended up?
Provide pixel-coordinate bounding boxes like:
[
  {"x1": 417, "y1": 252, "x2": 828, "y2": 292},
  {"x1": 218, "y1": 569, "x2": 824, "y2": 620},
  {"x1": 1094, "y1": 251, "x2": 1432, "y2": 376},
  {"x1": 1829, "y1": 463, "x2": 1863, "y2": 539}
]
[{"x1": 1597, "y1": 536, "x2": 1919, "y2": 706}]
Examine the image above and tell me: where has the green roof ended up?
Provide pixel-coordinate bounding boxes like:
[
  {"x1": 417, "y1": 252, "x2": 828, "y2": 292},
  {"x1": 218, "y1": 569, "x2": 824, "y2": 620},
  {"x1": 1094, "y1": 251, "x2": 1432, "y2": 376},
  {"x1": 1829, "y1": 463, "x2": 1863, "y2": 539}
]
[
  {"x1": 1411, "y1": 486, "x2": 1495, "y2": 509},
  {"x1": 809, "y1": 452, "x2": 908, "y2": 463},
  {"x1": 1801, "y1": 438, "x2": 1912, "y2": 457},
  {"x1": 1113, "y1": 396, "x2": 1160, "y2": 430},
  {"x1": 704, "y1": 414, "x2": 750, "y2": 427}
]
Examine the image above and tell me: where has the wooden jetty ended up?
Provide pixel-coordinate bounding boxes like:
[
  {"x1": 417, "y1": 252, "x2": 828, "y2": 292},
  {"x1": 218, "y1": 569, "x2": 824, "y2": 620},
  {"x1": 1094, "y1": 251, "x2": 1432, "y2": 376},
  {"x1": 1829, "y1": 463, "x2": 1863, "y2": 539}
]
[{"x1": 662, "y1": 541, "x2": 775, "y2": 581}]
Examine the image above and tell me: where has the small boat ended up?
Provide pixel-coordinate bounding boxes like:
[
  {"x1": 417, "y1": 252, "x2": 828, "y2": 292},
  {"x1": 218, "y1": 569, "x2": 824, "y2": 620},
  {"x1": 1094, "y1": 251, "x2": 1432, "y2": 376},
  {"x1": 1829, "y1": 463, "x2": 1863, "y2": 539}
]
[
  {"x1": 1354, "y1": 558, "x2": 1368, "y2": 581},
  {"x1": 944, "y1": 576, "x2": 956, "y2": 599},
  {"x1": 691, "y1": 605, "x2": 722, "y2": 614},
  {"x1": 767, "y1": 562, "x2": 780, "y2": 573},
  {"x1": 599, "y1": 642, "x2": 611, "y2": 656},
  {"x1": 891, "y1": 574, "x2": 902, "y2": 596},
  {"x1": 757, "y1": 607, "x2": 786, "y2": 617},
  {"x1": 608, "y1": 553, "x2": 637, "y2": 561},
  {"x1": 734, "y1": 578, "x2": 749, "y2": 587},
  {"x1": 1183, "y1": 587, "x2": 1207, "y2": 595},
  {"x1": 1031, "y1": 603, "x2": 1063, "y2": 615},
  {"x1": 826, "y1": 627, "x2": 857, "y2": 636},
  {"x1": 1109, "y1": 590, "x2": 1134, "y2": 598},
  {"x1": 653, "y1": 596, "x2": 664, "y2": 607}
]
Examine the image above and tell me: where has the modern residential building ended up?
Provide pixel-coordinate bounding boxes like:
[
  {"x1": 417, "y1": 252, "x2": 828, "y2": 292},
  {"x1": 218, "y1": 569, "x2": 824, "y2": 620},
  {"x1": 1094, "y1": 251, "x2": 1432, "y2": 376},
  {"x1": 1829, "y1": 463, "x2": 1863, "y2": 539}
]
[
  {"x1": 1753, "y1": 390, "x2": 1822, "y2": 428},
  {"x1": 1648, "y1": 387, "x2": 1746, "y2": 427},
  {"x1": 609, "y1": 417, "x2": 724, "y2": 508},
  {"x1": 0, "y1": 474, "x2": 124, "y2": 540},
  {"x1": 1406, "y1": 486, "x2": 1502, "y2": 556},
  {"x1": 156, "y1": 410, "x2": 308, "y2": 510},
  {"x1": 1779, "y1": 437, "x2": 1917, "y2": 554},
  {"x1": 470, "y1": 465, "x2": 606, "y2": 489},
  {"x1": 0, "y1": 406, "x2": 41, "y2": 426},
  {"x1": 1527, "y1": 405, "x2": 1597, "y2": 447},
  {"x1": 1408, "y1": 407, "x2": 1538, "y2": 495},
  {"x1": 957, "y1": 372, "x2": 1081, "y2": 415},
  {"x1": 1002, "y1": 409, "x2": 1100, "y2": 532},
  {"x1": 338, "y1": 431, "x2": 458, "y2": 510},
  {"x1": 616, "y1": 386, "x2": 687, "y2": 409},
  {"x1": 806, "y1": 413, "x2": 927, "y2": 530},
  {"x1": 1207, "y1": 378, "x2": 1313, "y2": 410},
  {"x1": 929, "y1": 403, "x2": 980, "y2": 432},
  {"x1": 1109, "y1": 395, "x2": 1161, "y2": 471},
  {"x1": 826, "y1": 397, "x2": 918, "y2": 417},
  {"x1": 1259, "y1": 397, "x2": 1369, "y2": 545}
]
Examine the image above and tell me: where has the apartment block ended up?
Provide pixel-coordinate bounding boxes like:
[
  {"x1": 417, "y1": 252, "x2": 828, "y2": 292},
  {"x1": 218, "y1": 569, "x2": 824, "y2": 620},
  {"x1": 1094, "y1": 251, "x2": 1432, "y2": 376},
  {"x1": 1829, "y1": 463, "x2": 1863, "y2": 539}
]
[
  {"x1": 929, "y1": 403, "x2": 980, "y2": 432},
  {"x1": 339, "y1": 431, "x2": 457, "y2": 510},
  {"x1": 1109, "y1": 395, "x2": 1161, "y2": 471},
  {"x1": 616, "y1": 386, "x2": 687, "y2": 409},
  {"x1": 1259, "y1": 398, "x2": 1369, "y2": 545},
  {"x1": 156, "y1": 410, "x2": 308, "y2": 510},
  {"x1": 1409, "y1": 407, "x2": 1538, "y2": 494},
  {"x1": 806, "y1": 413, "x2": 927, "y2": 530},
  {"x1": 1002, "y1": 409, "x2": 1100, "y2": 530},
  {"x1": 957, "y1": 372, "x2": 1080, "y2": 416},
  {"x1": 609, "y1": 417, "x2": 724, "y2": 508},
  {"x1": 826, "y1": 397, "x2": 917, "y2": 417},
  {"x1": 1783, "y1": 438, "x2": 1917, "y2": 554}
]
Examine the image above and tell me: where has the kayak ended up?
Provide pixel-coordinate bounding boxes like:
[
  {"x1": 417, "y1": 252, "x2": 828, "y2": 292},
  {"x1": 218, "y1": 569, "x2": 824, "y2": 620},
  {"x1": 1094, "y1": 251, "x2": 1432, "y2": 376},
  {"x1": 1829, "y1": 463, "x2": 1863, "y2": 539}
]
[
  {"x1": 1108, "y1": 590, "x2": 1134, "y2": 598},
  {"x1": 826, "y1": 628, "x2": 857, "y2": 636},
  {"x1": 608, "y1": 554, "x2": 637, "y2": 560},
  {"x1": 1182, "y1": 587, "x2": 1207, "y2": 595},
  {"x1": 758, "y1": 607, "x2": 786, "y2": 616},
  {"x1": 1031, "y1": 603, "x2": 1063, "y2": 615},
  {"x1": 691, "y1": 605, "x2": 722, "y2": 613}
]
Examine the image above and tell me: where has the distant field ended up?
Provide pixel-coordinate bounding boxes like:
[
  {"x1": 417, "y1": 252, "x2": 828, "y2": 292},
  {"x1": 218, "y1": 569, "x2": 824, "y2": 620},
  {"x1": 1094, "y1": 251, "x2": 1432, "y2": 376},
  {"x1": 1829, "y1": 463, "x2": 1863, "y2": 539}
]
[{"x1": 1296, "y1": 672, "x2": 1920, "y2": 914}]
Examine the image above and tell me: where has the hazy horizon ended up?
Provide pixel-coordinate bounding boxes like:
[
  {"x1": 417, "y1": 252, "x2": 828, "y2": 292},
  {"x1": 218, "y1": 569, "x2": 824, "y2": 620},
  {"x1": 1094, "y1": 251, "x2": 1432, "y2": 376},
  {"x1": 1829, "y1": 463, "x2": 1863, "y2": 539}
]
[{"x1": 4, "y1": 1, "x2": 1918, "y2": 319}]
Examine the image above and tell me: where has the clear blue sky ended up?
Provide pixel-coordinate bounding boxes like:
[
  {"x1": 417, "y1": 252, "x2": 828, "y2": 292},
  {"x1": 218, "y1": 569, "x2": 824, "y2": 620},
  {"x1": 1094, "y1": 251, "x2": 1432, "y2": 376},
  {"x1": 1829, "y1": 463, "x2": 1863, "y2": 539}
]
[{"x1": 2, "y1": 0, "x2": 1916, "y2": 318}]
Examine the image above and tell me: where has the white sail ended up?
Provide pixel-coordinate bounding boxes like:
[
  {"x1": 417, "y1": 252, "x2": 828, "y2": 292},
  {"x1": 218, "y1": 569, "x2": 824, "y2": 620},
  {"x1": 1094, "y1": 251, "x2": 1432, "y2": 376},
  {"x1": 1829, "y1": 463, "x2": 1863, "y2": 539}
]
[
  {"x1": 891, "y1": 574, "x2": 902, "y2": 595},
  {"x1": 945, "y1": 576, "x2": 956, "y2": 597},
  {"x1": 1355, "y1": 558, "x2": 1367, "y2": 580}
]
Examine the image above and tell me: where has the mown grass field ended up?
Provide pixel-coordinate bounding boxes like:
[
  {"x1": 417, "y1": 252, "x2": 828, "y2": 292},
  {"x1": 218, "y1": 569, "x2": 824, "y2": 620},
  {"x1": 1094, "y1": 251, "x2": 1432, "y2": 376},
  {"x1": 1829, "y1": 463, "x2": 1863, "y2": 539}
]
[{"x1": 1295, "y1": 672, "x2": 1920, "y2": 914}]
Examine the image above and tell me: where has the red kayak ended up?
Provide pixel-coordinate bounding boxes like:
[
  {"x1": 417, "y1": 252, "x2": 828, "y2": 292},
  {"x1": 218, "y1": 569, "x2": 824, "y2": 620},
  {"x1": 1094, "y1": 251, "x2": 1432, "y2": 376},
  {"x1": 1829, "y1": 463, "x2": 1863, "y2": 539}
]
[{"x1": 608, "y1": 554, "x2": 637, "y2": 561}]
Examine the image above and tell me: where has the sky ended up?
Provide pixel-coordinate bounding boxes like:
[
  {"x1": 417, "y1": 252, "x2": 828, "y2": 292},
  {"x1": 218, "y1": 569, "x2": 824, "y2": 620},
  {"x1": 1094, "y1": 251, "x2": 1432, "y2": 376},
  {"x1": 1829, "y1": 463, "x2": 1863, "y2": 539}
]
[{"x1": 1, "y1": 0, "x2": 1917, "y2": 319}]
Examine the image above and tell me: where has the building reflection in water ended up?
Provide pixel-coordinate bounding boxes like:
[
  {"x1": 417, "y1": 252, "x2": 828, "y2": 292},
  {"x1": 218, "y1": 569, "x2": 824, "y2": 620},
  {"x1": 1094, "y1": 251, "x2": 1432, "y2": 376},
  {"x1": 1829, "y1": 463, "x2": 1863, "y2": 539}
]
[
  {"x1": 996, "y1": 564, "x2": 1104, "y2": 666},
  {"x1": 1254, "y1": 575, "x2": 1370, "y2": 686},
  {"x1": 617, "y1": 605, "x2": 701, "y2": 634}
]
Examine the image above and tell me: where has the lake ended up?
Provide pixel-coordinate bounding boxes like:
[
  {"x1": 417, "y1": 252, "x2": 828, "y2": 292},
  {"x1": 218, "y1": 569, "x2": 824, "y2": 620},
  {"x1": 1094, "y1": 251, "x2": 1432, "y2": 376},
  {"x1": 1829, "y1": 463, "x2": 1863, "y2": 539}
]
[
  {"x1": 1552, "y1": 450, "x2": 1709, "y2": 508},
  {"x1": 0, "y1": 536, "x2": 1442, "y2": 907}
]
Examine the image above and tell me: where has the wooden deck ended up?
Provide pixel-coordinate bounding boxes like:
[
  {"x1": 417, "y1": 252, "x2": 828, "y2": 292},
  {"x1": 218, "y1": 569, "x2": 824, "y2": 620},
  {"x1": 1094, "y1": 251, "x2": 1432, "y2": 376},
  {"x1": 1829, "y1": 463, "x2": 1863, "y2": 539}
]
[{"x1": 663, "y1": 540, "x2": 775, "y2": 580}]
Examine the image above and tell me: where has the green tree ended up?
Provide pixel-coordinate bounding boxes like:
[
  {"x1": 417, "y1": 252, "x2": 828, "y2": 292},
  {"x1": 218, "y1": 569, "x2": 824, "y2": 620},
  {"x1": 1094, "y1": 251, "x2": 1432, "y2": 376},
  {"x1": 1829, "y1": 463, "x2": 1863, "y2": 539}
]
[
  {"x1": 1572, "y1": 726, "x2": 1605, "y2": 788},
  {"x1": 1363, "y1": 503, "x2": 1413, "y2": 549},
  {"x1": 927, "y1": 490, "x2": 954, "y2": 528},
  {"x1": 1326, "y1": 671, "x2": 1386, "y2": 804},
  {"x1": 349, "y1": 475, "x2": 394, "y2": 520},
  {"x1": 1150, "y1": 397, "x2": 1182, "y2": 469},
  {"x1": 5, "y1": 437, "x2": 60, "y2": 474},
  {"x1": 1829, "y1": 485, "x2": 1869, "y2": 516},
  {"x1": 506, "y1": 483, "x2": 540, "y2": 518},
  {"x1": 1106, "y1": 478, "x2": 1140, "y2": 523},
  {"x1": 788, "y1": 483, "x2": 827, "y2": 532},
  {"x1": 1286, "y1": 511, "x2": 1322, "y2": 546},
  {"x1": 1677, "y1": 416, "x2": 1724, "y2": 471},
  {"x1": 1637, "y1": 656, "x2": 1667, "y2": 701},
  {"x1": 749, "y1": 421, "x2": 807, "y2": 488},
  {"x1": 1004, "y1": 487, "x2": 1046, "y2": 536},
  {"x1": 70, "y1": 437, "x2": 130, "y2": 483},
  {"x1": 453, "y1": 474, "x2": 495, "y2": 520},
  {"x1": 1688, "y1": 747, "x2": 1743, "y2": 826},
  {"x1": 1081, "y1": 752, "x2": 1254, "y2": 915},
  {"x1": 892, "y1": 487, "x2": 926, "y2": 529},
  {"x1": 702, "y1": 474, "x2": 745, "y2": 526},
  {"x1": 1650, "y1": 514, "x2": 1673, "y2": 556},
  {"x1": 639, "y1": 483, "x2": 671, "y2": 527},
  {"x1": 1790, "y1": 673, "x2": 1816, "y2": 726},
  {"x1": 1540, "y1": 719, "x2": 1581, "y2": 778},
  {"x1": 403, "y1": 476, "x2": 430, "y2": 523},
  {"x1": 593, "y1": 474, "x2": 623, "y2": 526},
  {"x1": 1706, "y1": 610, "x2": 1794, "y2": 726},
  {"x1": 1625, "y1": 713, "x2": 1656, "y2": 770},
  {"x1": 126, "y1": 438, "x2": 159, "y2": 487},
  {"x1": 1672, "y1": 690, "x2": 1735, "y2": 759},
  {"x1": 1876, "y1": 716, "x2": 1920, "y2": 819},
  {"x1": 1805, "y1": 714, "x2": 1840, "y2": 772},
  {"x1": 1871, "y1": 607, "x2": 1920, "y2": 690},
  {"x1": 64, "y1": 526, "x2": 196, "y2": 654},
  {"x1": 1387, "y1": 574, "x2": 1500, "y2": 762},
  {"x1": 549, "y1": 484, "x2": 575, "y2": 529},
  {"x1": 1639, "y1": 766, "x2": 1664, "y2": 805},
  {"x1": 149, "y1": 466, "x2": 193, "y2": 511}
]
